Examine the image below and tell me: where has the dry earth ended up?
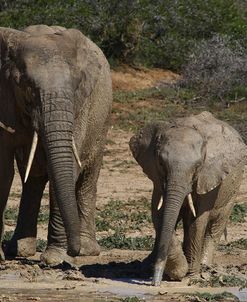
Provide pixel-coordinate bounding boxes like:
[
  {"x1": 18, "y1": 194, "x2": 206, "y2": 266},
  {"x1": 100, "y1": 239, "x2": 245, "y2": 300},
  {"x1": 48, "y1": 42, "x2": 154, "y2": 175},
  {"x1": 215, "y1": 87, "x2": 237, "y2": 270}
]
[{"x1": 1, "y1": 67, "x2": 246, "y2": 302}]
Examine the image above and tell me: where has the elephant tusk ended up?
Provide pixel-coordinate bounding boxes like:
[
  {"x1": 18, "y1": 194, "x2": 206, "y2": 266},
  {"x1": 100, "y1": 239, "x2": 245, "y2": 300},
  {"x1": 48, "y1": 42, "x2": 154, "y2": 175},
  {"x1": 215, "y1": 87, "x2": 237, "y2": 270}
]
[
  {"x1": 187, "y1": 193, "x2": 196, "y2": 217},
  {"x1": 157, "y1": 197, "x2": 163, "y2": 210},
  {"x1": 72, "y1": 137, "x2": 82, "y2": 168},
  {"x1": 0, "y1": 121, "x2": 15, "y2": 133},
  {"x1": 24, "y1": 131, "x2": 38, "y2": 183}
]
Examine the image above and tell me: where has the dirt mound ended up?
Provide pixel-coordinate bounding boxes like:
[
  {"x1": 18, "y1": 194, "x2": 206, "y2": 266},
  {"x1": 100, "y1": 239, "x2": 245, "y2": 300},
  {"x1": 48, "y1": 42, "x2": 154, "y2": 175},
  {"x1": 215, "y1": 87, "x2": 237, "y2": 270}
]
[{"x1": 111, "y1": 65, "x2": 179, "y2": 91}]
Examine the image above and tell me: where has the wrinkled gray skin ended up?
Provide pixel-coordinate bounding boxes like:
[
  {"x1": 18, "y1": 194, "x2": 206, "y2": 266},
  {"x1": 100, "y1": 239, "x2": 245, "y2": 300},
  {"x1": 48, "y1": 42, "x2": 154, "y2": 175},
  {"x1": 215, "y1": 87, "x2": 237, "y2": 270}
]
[
  {"x1": 0, "y1": 25, "x2": 112, "y2": 264},
  {"x1": 129, "y1": 112, "x2": 246, "y2": 286}
]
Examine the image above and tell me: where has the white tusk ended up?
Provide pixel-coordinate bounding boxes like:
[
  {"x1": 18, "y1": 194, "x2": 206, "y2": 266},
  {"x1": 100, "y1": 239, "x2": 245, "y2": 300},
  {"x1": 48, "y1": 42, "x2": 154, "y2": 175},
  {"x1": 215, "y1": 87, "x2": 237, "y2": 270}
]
[
  {"x1": 0, "y1": 121, "x2": 15, "y2": 133},
  {"x1": 24, "y1": 131, "x2": 38, "y2": 183},
  {"x1": 157, "y1": 197, "x2": 163, "y2": 210},
  {"x1": 72, "y1": 137, "x2": 82, "y2": 168},
  {"x1": 187, "y1": 193, "x2": 196, "y2": 217}
]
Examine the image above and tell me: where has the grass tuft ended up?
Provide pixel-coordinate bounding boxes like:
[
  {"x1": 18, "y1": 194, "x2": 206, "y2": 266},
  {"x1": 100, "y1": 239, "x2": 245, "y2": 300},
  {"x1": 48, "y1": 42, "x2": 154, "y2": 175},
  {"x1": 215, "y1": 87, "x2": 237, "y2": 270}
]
[
  {"x1": 230, "y1": 203, "x2": 247, "y2": 223},
  {"x1": 191, "y1": 275, "x2": 247, "y2": 288},
  {"x1": 120, "y1": 297, "x2": 143, "y2": 302},
  {"x1": 99, "y1": 232, "x2": 153, "y2": 250},
  {"x1": 218, "y1": 238, "x2": 247, "y2": 253},
  {"x1": 187, "y1": 291, "x2": 239, "y2": 302}
]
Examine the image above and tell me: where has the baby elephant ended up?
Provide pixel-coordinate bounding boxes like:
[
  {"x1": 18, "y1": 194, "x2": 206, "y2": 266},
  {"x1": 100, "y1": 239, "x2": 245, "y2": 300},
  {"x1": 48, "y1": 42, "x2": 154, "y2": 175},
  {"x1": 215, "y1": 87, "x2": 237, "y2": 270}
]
[{"x1": 129, "y1": 111, "x2": 246, "y2": 286}]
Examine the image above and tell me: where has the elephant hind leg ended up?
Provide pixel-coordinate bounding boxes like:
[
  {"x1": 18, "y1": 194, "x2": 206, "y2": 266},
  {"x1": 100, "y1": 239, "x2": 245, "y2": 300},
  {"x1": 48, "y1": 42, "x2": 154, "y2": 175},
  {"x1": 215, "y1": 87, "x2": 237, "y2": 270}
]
[
  {"x1": 202, "y1": 164, "x2": 244, "y2": 266},
  {"x1": 202, "y1": 202, "x2": 234, "y2": 266}
]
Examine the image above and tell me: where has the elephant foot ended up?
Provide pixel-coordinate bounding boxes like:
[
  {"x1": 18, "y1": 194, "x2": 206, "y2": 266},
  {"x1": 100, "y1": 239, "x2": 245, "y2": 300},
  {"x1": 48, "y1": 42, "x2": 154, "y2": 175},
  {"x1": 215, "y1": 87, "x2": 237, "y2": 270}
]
[
  {"x1": 41, "y1": 246, "x2": 79, "y2": 268},
  {"x1": 79, "y1": 236, "x2": 100, "y2": 256},
  {"x1": 165, "y1": 253, "x2": 188, "y2": 281},
  {"x1": 5, "y1": 237, "x2": 36, "y2": 258},
  {"x1": 40, "y1": 246, "x2": 67, "y2": 266}
]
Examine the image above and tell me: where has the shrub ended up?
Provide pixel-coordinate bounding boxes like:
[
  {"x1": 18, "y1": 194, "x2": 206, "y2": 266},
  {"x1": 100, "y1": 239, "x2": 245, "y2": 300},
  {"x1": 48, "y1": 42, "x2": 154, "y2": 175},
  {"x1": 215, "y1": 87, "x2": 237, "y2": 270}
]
[
  {"x1": 179, "y1": 34, "x2": 247, "y2": 100},
  {"x1": 138, "y1": 0, "x2": 247, "y2": 70}
]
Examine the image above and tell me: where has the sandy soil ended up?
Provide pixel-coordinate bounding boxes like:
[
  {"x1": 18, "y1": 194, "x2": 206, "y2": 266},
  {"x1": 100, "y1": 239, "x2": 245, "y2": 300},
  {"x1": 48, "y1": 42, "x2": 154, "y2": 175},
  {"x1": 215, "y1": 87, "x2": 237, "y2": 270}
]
[{"x1": 1, "y1": 67, "x2": 247, "y2": 302}]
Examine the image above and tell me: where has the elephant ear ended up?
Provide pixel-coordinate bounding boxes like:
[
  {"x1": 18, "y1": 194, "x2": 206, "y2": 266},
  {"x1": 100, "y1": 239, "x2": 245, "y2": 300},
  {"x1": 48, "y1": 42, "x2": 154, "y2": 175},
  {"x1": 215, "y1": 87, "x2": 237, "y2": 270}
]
[
  {"x1": 64, "y1": 29, "x2": 103, "y2": 99},
  {"x1": 0, "y1": 30, "x2": 17, "y2": 133},
  {"x1": 195, "y1": 114, "x2": 246, "y2": 194}
]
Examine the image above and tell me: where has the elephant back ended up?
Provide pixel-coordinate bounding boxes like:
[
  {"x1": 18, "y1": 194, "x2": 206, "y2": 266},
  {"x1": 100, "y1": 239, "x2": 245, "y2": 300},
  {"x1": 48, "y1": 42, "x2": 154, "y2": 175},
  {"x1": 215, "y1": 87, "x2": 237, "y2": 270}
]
[{"x1": 177, "y1": 111, "x2": 247, "y2": 194}]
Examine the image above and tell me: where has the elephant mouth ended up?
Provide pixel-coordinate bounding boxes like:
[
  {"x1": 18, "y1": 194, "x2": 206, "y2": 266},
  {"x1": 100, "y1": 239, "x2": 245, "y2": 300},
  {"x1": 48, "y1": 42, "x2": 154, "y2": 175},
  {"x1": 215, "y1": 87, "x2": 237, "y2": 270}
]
[
  {"x1": 157, "y1": 193, "x2": 196, "y2": 217},
  {"x1": 22, "y1": 131, "x2": 82, "y2": 183}
]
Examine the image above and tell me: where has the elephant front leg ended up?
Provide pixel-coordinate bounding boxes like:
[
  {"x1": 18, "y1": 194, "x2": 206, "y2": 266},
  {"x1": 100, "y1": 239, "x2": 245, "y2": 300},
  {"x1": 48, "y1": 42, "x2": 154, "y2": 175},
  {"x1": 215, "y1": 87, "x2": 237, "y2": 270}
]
[
  {"x1": 0, "y1": 137, "x2": 15, "y2": 260},
  {"x1": 42, "y1": 157, "x2": 102, "y2": 265},
  {"x1": 164, "y1": 232, "x2": 188, "y2": 280},
  {"x1": 183, "y1": 201, "x2": 210, "y2": 276},
  {"x1": 5, "y1": 175, "x2": 48, "y2": 258},
  {"x1": 40, "y1": 183, "x2": 68, "y2": 265},
  {"x1": 76, "y1": 161, "x2": 101, "y2": 256},
  {"x1": 142, "y1": 186, "x2": 162, "y2": 267}
]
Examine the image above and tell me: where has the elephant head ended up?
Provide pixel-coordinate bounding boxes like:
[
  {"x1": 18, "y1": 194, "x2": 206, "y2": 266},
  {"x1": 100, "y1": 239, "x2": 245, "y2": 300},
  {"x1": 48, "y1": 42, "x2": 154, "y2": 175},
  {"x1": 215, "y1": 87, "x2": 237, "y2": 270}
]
[
  {"x1": 0, "y1": 26, "x2": 102, "y2": 256},
  {"x1": 129, "y1": 111, "x2": 246, "y2": 285}
]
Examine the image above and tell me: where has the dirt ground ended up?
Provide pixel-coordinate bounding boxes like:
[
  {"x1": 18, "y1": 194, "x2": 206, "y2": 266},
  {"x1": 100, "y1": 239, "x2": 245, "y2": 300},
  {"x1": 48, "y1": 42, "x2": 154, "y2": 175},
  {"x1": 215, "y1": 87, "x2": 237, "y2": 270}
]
[{"x1": 1, "y1": 67, "x2": 246, "y2": 302}]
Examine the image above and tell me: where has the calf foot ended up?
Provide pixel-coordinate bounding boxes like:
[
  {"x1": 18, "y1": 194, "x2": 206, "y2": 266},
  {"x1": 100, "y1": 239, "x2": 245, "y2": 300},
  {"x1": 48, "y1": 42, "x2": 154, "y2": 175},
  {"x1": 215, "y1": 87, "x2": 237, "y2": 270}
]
[
  {"x1": 165, "y1": 253, "x2": 188, "y2": 281},
  {"x1": 79, "y1": 236, "x2": 100, "y2": 256},
  {"x1": 5, "y1": 237, "x2": 36, "y2": 258}
]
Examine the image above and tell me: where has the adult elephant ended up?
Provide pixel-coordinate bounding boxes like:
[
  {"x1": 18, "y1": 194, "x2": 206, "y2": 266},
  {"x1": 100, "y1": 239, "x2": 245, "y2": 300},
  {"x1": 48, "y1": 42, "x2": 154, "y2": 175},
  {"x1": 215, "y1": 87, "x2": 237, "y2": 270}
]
[
  {"x1": 0, "y1": 25, "x2": 112, "y2": 264},
  {"x1": 129, "y1": 112, "x2": 246, "y2": 286}
]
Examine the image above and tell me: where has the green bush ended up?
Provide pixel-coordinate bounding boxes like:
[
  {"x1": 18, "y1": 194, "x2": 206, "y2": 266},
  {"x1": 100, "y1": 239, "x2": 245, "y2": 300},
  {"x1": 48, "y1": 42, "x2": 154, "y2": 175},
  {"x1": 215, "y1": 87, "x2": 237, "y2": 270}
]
[{"x1": 0, "y1": 0, "x2": 246, "y2": 70}]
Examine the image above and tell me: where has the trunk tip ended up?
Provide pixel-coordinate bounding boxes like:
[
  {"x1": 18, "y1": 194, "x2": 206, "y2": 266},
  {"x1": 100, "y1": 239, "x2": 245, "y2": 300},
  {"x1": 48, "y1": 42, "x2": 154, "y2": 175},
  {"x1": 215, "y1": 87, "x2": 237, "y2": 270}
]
[{"x1": 152, "y1": 261, "x2": 165, "y2": 286}]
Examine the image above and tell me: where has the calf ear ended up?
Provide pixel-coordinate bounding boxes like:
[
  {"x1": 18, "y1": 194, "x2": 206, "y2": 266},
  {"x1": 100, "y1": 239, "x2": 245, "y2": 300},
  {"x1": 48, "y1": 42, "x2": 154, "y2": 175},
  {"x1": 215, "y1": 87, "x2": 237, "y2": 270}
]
[
  {"x1": 0, "y1": 31, "x2": 16, "y2": 133},
  {"x1": 196, "y1": 124, "x2": 246, "y2": 194}
]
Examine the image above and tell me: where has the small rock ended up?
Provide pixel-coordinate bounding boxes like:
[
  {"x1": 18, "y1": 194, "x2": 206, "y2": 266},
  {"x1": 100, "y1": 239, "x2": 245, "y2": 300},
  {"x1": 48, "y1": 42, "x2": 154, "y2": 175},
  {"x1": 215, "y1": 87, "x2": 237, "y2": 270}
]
[{"x1": 159, "y1": 291, "x2": 168, "y2": 295}]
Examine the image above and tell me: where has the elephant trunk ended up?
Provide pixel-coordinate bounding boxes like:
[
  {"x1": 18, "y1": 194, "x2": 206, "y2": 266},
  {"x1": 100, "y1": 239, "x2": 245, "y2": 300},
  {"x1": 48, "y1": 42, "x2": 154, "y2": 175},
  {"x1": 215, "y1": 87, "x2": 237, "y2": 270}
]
[
  {"x1": 41, "y1": 91, "x2": 80, "y2": 256},
  {"x1": 153, "y1": 182, "x2": 187, "y2": 286}
]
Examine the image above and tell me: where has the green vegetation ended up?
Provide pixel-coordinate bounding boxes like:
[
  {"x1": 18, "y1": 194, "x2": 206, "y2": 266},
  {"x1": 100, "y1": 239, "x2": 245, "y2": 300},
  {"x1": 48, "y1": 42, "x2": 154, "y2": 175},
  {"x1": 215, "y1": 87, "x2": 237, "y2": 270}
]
[
  {"x1": 96, "y1": 198, "x2": 154, "y2": 250},
  {"x1": 187, "y1": 291, "x2": 239, "y2": 302},
  {"x1": 38, "y1": 206, "x2": 49, "y2": 224},
  {"x1": 230, "y1": 203, "x2": 247, "y2": 223},
  {"x1": 4, "y1": 205, "x2": 49, "y2": 224},
  {"x1": 99, "y1": 233, "x2": 153, "y2": 250},
  {"x1": 0, "y1": 0, "x2": 246, "y2": 70},
  {"x1": 96, "y1": 198, "x2": 151, "y2": 233},
  {"x1": 112, "y1": 86, "x2": 247, "y2": 141},
  {"x1": 36, "y1": 239, "x2": 47, "y2": 252},
  {"x1": 3, "y1": 230, "x2": 14, "y2": 241},
  {"x1": 218, "y1": 238, "x2": 247, "y2": 253},
  {"x1": 5, "y1": 207, "x2": 18, "y2": 221},
  {"x1": 120, "y1": 298, "x2": 143, "y2": 302},
  {"x1": 191, "y1": 275, "x2": 247, "y2": 288}
]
